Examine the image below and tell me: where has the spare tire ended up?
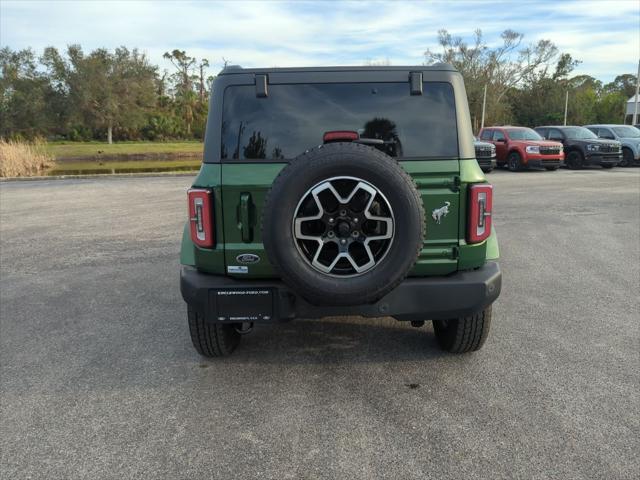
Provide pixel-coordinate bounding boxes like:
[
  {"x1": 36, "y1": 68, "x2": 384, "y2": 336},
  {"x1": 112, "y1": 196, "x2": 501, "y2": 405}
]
[{"x1": 262, "y1": 142, "x2": 424, "y2": 306}]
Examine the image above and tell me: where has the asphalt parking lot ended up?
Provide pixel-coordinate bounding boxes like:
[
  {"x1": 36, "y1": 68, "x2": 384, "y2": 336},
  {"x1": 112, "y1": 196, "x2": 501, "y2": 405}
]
[{"x1": 1, "y1": 168, "x2": 639, "y2": 479}]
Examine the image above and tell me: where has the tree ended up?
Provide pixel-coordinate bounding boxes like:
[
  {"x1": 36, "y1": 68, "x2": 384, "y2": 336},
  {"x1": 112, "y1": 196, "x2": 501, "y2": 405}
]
[
  {"x1": 163, "y1": 50, "x2": 195, "y2": 95},
  {"x1": 425, "y1": 29, "x2": 562, "y2": 130},
  {"x1": 595, "y1": 91, "x2": 627, "y2": 123},
  {"x1": 243, "y1": 131, "x2": 267, "y2": 159},
  {"x1": 40, "y1": 45, "x2": 157, "y2": 143},
  {"x1": 509, "y1": 52, "x2": 583, "y2": 126},
  {"x1": 163, "y1": 50, "x2": 209, "y2": 136},
  {"x1": 1, "y1": 41, "x2": 636, "y2": 141},
  {"x1": 0, "y1": 48, "x2": 54, "y2": 138},
  {"x1": 197, "y1": 58, "x2": 209, "y2": 103},
  {"x1": 604, "y1": 74, "x2": 638, "y2": 98}
]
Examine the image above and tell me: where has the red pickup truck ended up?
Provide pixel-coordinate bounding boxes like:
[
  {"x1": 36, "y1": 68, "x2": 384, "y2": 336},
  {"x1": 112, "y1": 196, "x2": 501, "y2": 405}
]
[{"x1": 478, "y1": 126, "x2": 564, "y2": 171}]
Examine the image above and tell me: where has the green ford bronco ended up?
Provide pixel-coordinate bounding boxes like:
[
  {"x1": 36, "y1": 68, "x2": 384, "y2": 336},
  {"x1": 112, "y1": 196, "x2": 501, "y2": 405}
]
[{"x1": 180, "y1": 65, "x2": 501, "y2": 357}]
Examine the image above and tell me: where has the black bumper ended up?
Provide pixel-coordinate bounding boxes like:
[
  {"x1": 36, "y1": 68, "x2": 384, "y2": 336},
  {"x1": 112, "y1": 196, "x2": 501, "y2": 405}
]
[
  {"x1": 526, "y1": 158, "x2": 562, "y2": 169},
  {"x1": 477, "y1": 157, "x2": 497, "y2": 170},
  {"x1": 584, "y1": 153, "x2": 621, "y2": 166},
  {"x1": 180, "y1": 262, "x2": 502, "y2": 323}
]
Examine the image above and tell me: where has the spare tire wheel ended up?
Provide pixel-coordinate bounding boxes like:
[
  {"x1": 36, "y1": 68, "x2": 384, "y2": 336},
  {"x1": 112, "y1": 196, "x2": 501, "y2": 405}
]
[{"x1": 262, "y1": 142, "x2": 425, "y2": 306}]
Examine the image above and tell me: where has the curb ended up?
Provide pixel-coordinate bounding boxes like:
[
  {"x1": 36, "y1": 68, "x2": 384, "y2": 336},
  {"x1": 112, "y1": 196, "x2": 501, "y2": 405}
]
[{"x1": 0, "y1": 171, "x2": 199, "y2": 182}]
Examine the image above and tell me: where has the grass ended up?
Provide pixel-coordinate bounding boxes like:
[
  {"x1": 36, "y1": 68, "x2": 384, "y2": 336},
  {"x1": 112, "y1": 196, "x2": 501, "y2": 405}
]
[
  {"x1": 45, "y1": 141, "x2": 203, "y2": 161},
  {"x1": 0, "y1": 139, "x2": 55, "y2": 177},
  {"x1": 0, "y1": 140, "x2": 203, "y2": 177},
  {"x1": 49, "y1": 158, "x2": 201, "y2": 175}
]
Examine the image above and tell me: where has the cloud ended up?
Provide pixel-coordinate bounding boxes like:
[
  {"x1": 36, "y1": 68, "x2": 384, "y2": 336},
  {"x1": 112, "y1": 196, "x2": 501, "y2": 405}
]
[{"x1": 1, "y1": 0, "x2": 637, "y2": 80}]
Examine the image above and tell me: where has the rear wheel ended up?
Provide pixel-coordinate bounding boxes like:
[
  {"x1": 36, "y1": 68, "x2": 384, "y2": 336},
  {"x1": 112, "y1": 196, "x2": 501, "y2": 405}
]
[
  {"x1": 507, "y1": 152, "x2": 522, "y2": 172},
  {"x1": 433, "y1": 306, "x2": 492, "y2": 353},
  {"x1": 566, "y1": 150, "x2": 583, "y2": 169},
  {"x1": 188, "y1": 306, "x2": 241, "y2": 357},
  {"x1": 621, "y1": 148, "x2": 634, "y2": 167}
]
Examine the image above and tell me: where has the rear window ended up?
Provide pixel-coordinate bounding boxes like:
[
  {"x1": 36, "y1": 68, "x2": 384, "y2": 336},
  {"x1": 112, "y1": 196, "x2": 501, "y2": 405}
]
[{"x1": 221, "y1": 82, "x2": 458, "y2": 160}]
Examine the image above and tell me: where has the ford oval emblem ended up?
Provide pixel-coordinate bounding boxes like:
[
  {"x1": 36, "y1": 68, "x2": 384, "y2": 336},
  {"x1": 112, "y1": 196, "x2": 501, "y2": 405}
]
[{"x1": 236, "y1": 253, "x2": 260, "y2": 264}]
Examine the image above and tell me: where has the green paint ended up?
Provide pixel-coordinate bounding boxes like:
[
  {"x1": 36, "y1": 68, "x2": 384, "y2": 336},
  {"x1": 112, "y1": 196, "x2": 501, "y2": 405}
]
[{"x1": 180, "y1": 157, "x2": 499, "y2": 278}]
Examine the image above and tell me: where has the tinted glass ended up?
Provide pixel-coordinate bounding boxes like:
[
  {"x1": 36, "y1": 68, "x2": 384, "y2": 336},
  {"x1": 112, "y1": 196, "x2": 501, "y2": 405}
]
[
  {"x1": 549, "y1": 128, "x2": 564, "y2": 140},
  {"x1": 562, "y1": 127, "x2": 597, "y2": 140},
  {"x1": 221, "y1": 82, "x2": 458, "y2": 160},
  {"x1": 612, "y1": 126, "x2": 640, "y2": 138},
  {"x1": 480, "y1": 129, "x2": 492, "y2": 140},
  {"x1": 597, "y1": 128, "x2": 615, "y2": 139},
  {"x1": 493, "y1": 130, "x2": 505, "y2": 141},
  {"x1": 505, "y1": 128, "x2": 542, "y2": 141},
  {"x1": 535, "y1": 128, "x2": 548, "y2": 138}
]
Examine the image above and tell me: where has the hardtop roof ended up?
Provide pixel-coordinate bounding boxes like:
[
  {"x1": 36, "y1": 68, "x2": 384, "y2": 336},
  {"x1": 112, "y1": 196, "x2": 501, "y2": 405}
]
[
  {"x1": 536, "y1": 125, "x2": 588, "y2": 129},
  {"x1": 484, "y1": 126, "x2": 534, "y2": 130},
  {"x1": 218, "y1": 64, "x2": 456, "y2": 75}
]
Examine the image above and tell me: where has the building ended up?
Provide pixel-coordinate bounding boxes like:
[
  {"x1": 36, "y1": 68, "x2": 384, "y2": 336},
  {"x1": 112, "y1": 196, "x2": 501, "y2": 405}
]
[{"x1": 626, "y1": 94, "x2": 640, "y2": 125}]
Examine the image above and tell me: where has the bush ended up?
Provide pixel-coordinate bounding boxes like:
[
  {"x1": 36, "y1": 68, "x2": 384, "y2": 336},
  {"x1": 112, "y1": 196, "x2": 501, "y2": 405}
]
[{"x1": 0, "y1": 139, "x2": 55, "y2": 177}]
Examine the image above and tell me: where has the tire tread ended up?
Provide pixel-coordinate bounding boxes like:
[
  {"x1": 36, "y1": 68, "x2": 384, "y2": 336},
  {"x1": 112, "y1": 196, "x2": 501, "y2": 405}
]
[
  {"x1": 188, "y1": 306, "x2": 241, "y2": 357},
  {"x1": 434, "y1": 306, "x2": 492, "y2": 353}
]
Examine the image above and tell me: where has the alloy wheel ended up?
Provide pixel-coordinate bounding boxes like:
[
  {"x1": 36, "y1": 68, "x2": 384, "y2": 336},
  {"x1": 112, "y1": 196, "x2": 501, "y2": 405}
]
[{"x1": 292, "y1": 176, "x2": 395, "y2": 277}]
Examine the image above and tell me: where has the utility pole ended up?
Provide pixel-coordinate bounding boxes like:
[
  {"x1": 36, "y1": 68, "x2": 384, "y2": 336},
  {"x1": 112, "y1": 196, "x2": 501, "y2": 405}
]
[
  {"x1": 563, "y1": 90, "x2": 569, "y2": 126},
  {"x1": 633, "y1": 59, "x2": 640, "y2": 124},
  {"x1": 481, "y1": 84, "x2": 487, "y2": 130}
]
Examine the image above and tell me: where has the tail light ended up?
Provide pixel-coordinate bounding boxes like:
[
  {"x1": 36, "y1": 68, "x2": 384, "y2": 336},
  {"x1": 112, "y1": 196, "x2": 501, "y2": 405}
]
[
  {"x1": 323, "y1": 130, "x2": 359, "y2": 143},
  {"x1": 188, "y1": 188, "x2": 214, "y2": 248},
  {"x1": 467, "y1": 184, "x2": 493, "y2": 244}
]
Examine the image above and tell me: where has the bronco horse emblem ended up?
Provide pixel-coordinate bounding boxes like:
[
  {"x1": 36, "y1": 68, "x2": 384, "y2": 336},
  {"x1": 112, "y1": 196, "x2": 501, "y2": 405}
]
[{"x1": 432, "y1": 201, "x2": 451, "y2": 224}]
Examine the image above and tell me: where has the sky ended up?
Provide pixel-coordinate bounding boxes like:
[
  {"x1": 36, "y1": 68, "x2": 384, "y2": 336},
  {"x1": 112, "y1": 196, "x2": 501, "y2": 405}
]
[{"x1": 1, "y1": 0, "x2": 638, "y2": 82}]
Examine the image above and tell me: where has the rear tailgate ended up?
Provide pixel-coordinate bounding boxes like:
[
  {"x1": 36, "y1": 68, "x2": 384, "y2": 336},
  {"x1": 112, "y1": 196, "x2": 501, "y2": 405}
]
[
  {"x1": 220, "y1": 163, "x2": 285, "y2": 278},
  {"x1": 403, "y1": 160, "x2": 460, "y2": 276}
]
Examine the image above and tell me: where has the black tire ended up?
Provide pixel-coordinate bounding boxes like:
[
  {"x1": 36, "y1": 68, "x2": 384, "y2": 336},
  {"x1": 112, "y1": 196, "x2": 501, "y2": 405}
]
[
  {"x1": 601, "y1": 164, "x2": 614, "y2": 169},
  {"x1": 545, "y1": 166, "x2": 559, "y2": 171},
  {"x1": 566, "y1": 150, "x2": 583, "y2": 169},
  {"x1": 507, "y1": 152, "x2": 522, "y2": 171},
  {"x1": 621, "y1": 148, "x2": 633, "y2": 167},
  {"x1": 481, "y1": 167, "x2": 493, "y2": 174},
  {"x1": 433, "y1": 306, "x2": 492, "y2": 353},
  {"x1": 188, "y1": 305, "x2": 241, "y2": 357},
  {"x1": 262, "y1": 142, "x2": 425, "y2": 306}
]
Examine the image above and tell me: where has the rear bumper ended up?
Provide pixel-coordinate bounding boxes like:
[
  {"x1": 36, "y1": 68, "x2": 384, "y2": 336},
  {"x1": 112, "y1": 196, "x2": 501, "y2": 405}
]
[{"x1": 180, "y1": 262, "x2": 502, "y2": 323}]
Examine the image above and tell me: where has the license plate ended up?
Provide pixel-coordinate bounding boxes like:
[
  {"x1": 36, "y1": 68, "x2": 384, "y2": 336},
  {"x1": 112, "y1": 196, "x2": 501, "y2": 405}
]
[{"x1": 211, "y1": 288, "x2": 274, "y2": 322}]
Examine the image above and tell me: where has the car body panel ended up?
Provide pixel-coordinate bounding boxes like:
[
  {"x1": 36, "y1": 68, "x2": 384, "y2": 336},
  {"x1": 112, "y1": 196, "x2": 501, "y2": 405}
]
[
  {"x1": 479, "y1": 126, "x2": 564, "y2": 167},
  {"x1": 584, "y1": 124, "x2": 640, "y2": 162},
  {"x1": 474, "y1": 139, "x2": 497, "y2": 170},
  {"x1": 181, "y1": 66, "x2": 498, "y2": 285},
  {"x1": 535, "y1": 126, "x2": 621, "y2": 166}
]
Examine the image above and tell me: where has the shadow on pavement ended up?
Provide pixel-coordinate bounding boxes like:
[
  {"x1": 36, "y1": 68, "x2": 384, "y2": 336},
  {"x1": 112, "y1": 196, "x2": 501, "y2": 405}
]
[{"x1": 214, "y1": 317, "x2": 450, "y2": 365}]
